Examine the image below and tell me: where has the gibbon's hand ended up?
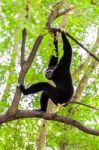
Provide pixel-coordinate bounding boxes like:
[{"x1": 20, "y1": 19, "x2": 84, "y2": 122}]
[{"x1": 50, "y1": 28, "x2": 60, "y2": 35}]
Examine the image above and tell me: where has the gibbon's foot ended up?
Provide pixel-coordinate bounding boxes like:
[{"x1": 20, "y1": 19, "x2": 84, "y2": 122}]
[
  {"x1": 18, "y1": 84, "x2": 25, "y2": 92},
  {"x1": 53, "y1": 103, "x2": 66, "y2": 114}
]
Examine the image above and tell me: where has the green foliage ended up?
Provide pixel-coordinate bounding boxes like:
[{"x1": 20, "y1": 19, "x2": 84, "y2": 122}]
[{"x1": 0, "y1": 0, "x2": 99, "y2": 149}]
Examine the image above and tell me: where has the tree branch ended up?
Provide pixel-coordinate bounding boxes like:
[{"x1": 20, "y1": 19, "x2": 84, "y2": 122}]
[
  {"x1": 65, "y1": 101, "x2": 99, "y2": 111},
  {"x1": 46, "y1": 2, "x2": 73, "y2": 30},
  {"x1": 57, "y1": 7, "x2": 73, "y2": 17},
  {"x1": 27, "y1": 35, "x2": 43, "y2": 68},
  {"x1": 51, "y1": 28, "x2": 99, "y2": 62},
  {"x1": 66, "y1": 33, "x2": 99, "y2": 62},
  {"x1": 21, "y1": 28, "x2": 26, "y2": 66},
  {"x1": 0, "y1": 110, "x2": 99, "y2": 136}
]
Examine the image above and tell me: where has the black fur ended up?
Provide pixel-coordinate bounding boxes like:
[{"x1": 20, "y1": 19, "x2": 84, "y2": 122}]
[{"x1": 20, "y1": 32, "x2": 74, "y2": 112}]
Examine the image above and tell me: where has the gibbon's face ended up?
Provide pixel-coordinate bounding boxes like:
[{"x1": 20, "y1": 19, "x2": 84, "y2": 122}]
[{"x1": 44, "y1": 67, "x2": 53, "y2": 79}]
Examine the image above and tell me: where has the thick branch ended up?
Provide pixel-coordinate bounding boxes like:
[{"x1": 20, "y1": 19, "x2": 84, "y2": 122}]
[
  {"x1": 0, "y1": 110, "x2": 99, "y2": 136},
  {"x1": 21, "y1": 2, "x2": 29, "y2": 65},
  {"x1": 27, "y1": 35, "x2": 43, "y2": 67}
]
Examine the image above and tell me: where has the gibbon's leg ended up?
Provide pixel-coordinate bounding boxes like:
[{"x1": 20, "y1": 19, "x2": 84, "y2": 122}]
[
  {"x1": 40, "y1": 93, "x2": 66, "y2": 113},
  {"x1": 20, "y1": 82, "x2": 63, "y2": 104},
  {"x1": 59, "y1": 32, "x2": 72, "y2": 69},
  {"x1": 40, "y1": 92, "x2": 49, "y2": 112}
]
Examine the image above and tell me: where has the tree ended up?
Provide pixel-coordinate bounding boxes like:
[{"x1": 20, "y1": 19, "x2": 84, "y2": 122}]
[{"x1": 0, "y1": 0, "x2": 99, "y2": 149}]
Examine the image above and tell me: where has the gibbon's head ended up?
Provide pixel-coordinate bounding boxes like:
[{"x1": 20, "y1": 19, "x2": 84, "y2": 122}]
[{"x1": 44, "y1": 67, "x2": 54, "y2": 79}]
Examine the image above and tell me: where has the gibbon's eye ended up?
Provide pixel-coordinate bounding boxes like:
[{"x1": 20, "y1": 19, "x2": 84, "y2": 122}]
[{"x1": 44, "y1": 68, "x2": 53, "y2": 79}]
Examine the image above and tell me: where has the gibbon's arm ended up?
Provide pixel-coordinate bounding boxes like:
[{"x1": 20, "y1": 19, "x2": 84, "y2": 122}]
[
  {"x1": 61, "y1": 32, "x2": 72, "y2": 68},
  {"x1": 48, "y1": 32, "x2": 58, "y2": 67}
]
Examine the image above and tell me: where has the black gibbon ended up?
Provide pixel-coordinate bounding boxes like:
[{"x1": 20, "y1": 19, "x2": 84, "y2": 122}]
[{"x1": 20, "y1": 31, "x2": 74, "y2": 112}]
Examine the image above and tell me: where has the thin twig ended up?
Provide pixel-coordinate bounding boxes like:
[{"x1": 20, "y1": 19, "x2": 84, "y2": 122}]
[
  {"x1": 57, "y1": 7, "x2": 73, "y2": 17},
  {"x1": 63, "y1": 101, "x2": 99, "y2": 111},
  {"x1": 66, "y1": 33, "x2": 99, "y2": 62},
  {"x1": 21, "y1": 28, "x2": 26, "y2": 66}
]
